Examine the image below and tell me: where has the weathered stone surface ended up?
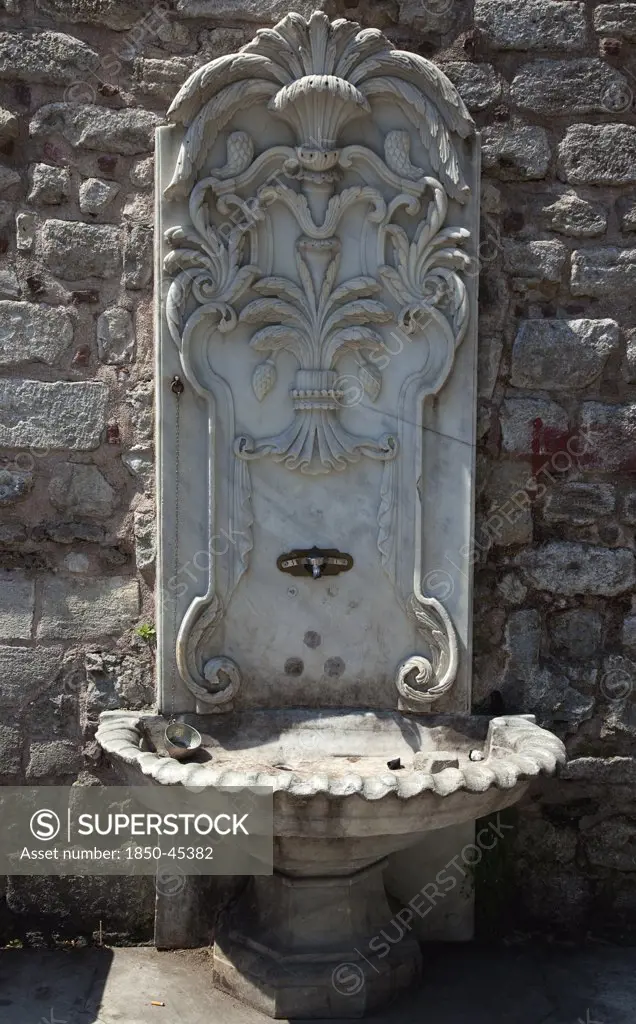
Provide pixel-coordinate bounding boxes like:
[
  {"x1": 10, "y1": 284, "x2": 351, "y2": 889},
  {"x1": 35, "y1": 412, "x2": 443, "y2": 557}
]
[
  {"x1": 440, "y1": 62, "x2": 501, "y2": 111},
  {"x1": 85, "y1": 649, "x2": 154, "y2": 713},
  {"x1": 0, "y1": 468, "x2": 32, "y2": 504},
  {"x1": 480, "y1": 463, "x2": 533, "y2": 546},
  {"x1": 27, "y1": 163, "x2": 70, "y2": 205},
  {"x1": 0, "y1": 268, "x2": 19, "y2": 299},
  {"x1": 0, "y1": 300, "x2": 73, "y2": 366},
  {"x1": 544, "y1": 482, "x2": 616, "y2": 524},
  {"x1": 623, "y1": 329, "x2": 636, "y2": 383},
  {"x1": 134, "y1": 56, "x2": 196, "y2": 102},
  {"x1": 130, "y1": 157, "x2": 153, "y2": 190},
  {"x1": 502, "y1": 608, "x2": 595, "y2": 727},
  {"x1": 579, "y1": 401, "x2": 636, "y2": 471},
  {"x1": 497, "y1": 572, "x2": 528, "y2": 605},
  {"x1": 512, "y1": 59, "x2": 630, "y2": 115},
  {"x1": 594, "y1": 3, "x2": 636, "y2": 40},
  {"x1": 176, "y1": 0, "x2": 320, "y2": 22},
  {"x1": 0, "y1": 106, "x2": 18, "y2": 144},
  {"x1": 481, "y1": 124, "x2": 551, "y2": 181},
  {"x1": 561, "y1": 755, "x2": 636, "y2": 783},
  {"x1": 128, "y1": 381, "x2": 153, "y2": 442},
  {"x1": 549, "y1": 609, "x2": 603, "y2": 659},
  {"x1": 0, "y1": 379, "x2": 107, "y2": 449},
  {"x1": 503, "y1": 240, "x2": 567, "y2": 282},
  {"x1": 620, "y1": 489, "x2": 636, "y2": 523},
  {"x1": 510, "y1": 318, "x2": 618, "y2": 389},
  {"x1": 38, "y1": 576, "x2": 140, "y2": 640},
  {"x1": 622, "y1": 615, "x2": 636, "y2": 654},
  {"x1": 78, "y1": 177, "x2": 119, "y2": 215},
  {"x1": 0, "y1": 522, "x2": 27, "y2": 544},
  {"x1": 48, "y1": 463, "x2": 117, "y2": 518},
  {"x1": 543, "y1": 192, "x2": 608, "y2": 238},
  {"x1": 516, "y1": 541, "x2": 636, "y2": 595},
  {"x1": 584, "y1": 817, "x2": 636, "y2": 870},
  {"x1": 618, "y1": 197, "x2": 636, "y2": 233},
  {"x1": 40, "y1": 219, "x2": 120, "y2": 279},
  {"x1": 0, "y1": 571, "x2": 33, "y2": 639},
  {"x1": 571, "y1": 247, "x2": 636, "y2": 297},
  {"x1": 30, "y1": 104, "x2": 161, "y2": 154},
  {"x1": 558, "y1": 125, "x2": 636, "y2": 185},
  {"x1": 0, "y1": 723, "x2": 20, "y2": 776},
  {"x1": 500, "y1": 398, "x2": 568, "y2": 454},
  {"x1": 0, "y1": 645, "x2": 63, "y2": 707},
  {"x1": 475, "y1": 0, "x2": 587, "y2": 50},
  {"x1": 0, "y1": 30, "x2": 99, "y2": 84},
  {"x1": 122, "y1": 446, "x2": 153, "y2": 491},
  {"x1": 15, "y1": 211, "x2": 35, "y2": 251},
  {"x1": 42, "y1": 521, "x2": 104, "y2": 544},
  {"x1": 26, "y1": 740, "x2": 82, "y2": 779},
  {"x1": 133, "y1": 508, "x2": 155, "y2": 570},
  {"x1": 0, "y1": 163, "x2": 19, "y2": 194},
  {"x1": 123, "y1": 224, "x2": 152, "y2": 289},
  {"x1": 35, "y1": 0, "x2": 162, "y2": 30},
  {"x1": 97, "y1": 307, "x2": 134, "y2": 365}
]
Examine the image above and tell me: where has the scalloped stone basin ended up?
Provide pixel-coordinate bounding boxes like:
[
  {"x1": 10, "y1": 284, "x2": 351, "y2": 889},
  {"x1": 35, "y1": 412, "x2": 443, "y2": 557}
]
[{"x1": 97, "y1": 709, "x2": 564, "y2": 1019}]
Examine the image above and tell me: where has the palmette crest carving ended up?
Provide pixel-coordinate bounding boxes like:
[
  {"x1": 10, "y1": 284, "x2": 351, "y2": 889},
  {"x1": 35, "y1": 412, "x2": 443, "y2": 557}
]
[{"x1": 162, "y1": 11, "x2": 476, "y2": 710}]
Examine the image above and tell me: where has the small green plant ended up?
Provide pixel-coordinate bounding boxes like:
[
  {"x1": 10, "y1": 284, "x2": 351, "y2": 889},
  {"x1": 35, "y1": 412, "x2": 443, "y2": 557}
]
[
  {"x1": 4, "y1": 939, "x2": 23, "y2": 948},
  {"x1": 135, "y1": 623, "x2": 156, "y2": 644}
]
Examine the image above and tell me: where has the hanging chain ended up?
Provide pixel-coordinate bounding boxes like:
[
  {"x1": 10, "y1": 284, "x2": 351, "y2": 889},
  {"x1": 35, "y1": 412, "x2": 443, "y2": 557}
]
[{"x1": 170, "y1": 374, "x2": 184, "y2": 718}]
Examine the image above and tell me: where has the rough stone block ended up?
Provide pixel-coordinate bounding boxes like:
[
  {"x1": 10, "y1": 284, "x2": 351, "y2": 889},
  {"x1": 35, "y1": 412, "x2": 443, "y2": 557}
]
[
  {"x1": 0, "y1": 723, "x2": 20, "y2": 775},
  {"x1": 133, "y1": 508, "x2": 155, "y2": 570},
  {"x1": 481, "y1": 463, "x2": 533, "y2": 546},
  {"x1": 543, "y1": 482, "x2": 616, "y2": 524},
  {"x1": 618, "y1": 197, "x2": 636, "y2": 233},
  {"x1": 475, "y1": 0, "x2": 587, "y2": 50},
  {"x1": 558, "y1": 125, "x2": 636, "y2": 185},
  {"x1": 0, "y1": 379, "x2": 107, "y2": 449},
  {"x1": 40, "y1": 219, "x2": 120, "y2": 280},
  {"x1": 0, "y1": 300, "x2": 73, "y2": 366},
  {"x1": 583, "y1": 818, "x2": 636, "y2": 870},
  {"x1": 176, "y1": 0, "x2": 319, "y2": 21},
  {"x1": 542, "y1": 191, "x2": 607, "y2": 238},
  {"x1": 48, "y1": 463, "x2": 117, "y2": 518},
  {"x1": 0, "y1": 268, "x2": 20, "y2": 298},
  {"x1": 620, "y1": 490, "x2": 636, "y2": 523},
  {"x1": 0, "y1": 163, "x2": 19, "y2": 194},
  {"x1": 134, "y1": 56, "x2": 196, "y2": 102},
  {"x1": 130, "y1": 157, "x2": 153, "y2": 190},
  {"x1": 0, "y1": 468, "x2": 32, "y2": 504},
  {"x1": 516, "y1": 541, "x2": 636, "y2": 595},
  {"x1": 622, "y1": 614, "x2": 636, "y2": 653},
  {"x1": 30, "y1": 103, "x2": 160, "y2": 154},
  {"x1": 123, "y1": 223, "x2": 152, "y2": 289},
  {"x1": 594, "y1": 3, "x2": 636, "y2": 40},
  {"x1": 500, "y1": 398, "x2": 568, "y2": 454},
  {"x1": 79, "y1": 177, "x2": 119, "y2": 215},
  {"x1": 512, "y1": 59, "x2": 630, "y2": 115},
  {"x1": 27, "y1": 162, "x2": 70, "y2": 205},
  {"x1": 0, "y1": 30, "x2": 99, "y2": 84},
  {"x1": 0, "y1": 570, "x2": 33, "y2": 639},
  {"x1": 510, "y1": 318, "x2": 618, "y2": 389},
  {"x1": 503, "y1": 240, "x2": 567, "y2": 282},
  {"x1": 35, "y1": 0, "x2": 163, "y2": 30},
  {"x1": 440, "y1": 62, "x2": 501, "y2": 111},
  {"x1": 579, "y1": 401, "x2": 636, "y2": 471},
  {"x1": 571, "y1": 247, "x2": 636, "y2": 297},
  {"x1": 0, "y1": 645, "x2": 63, "y2": 707},
  {"x1": 481, "y1": 124, "x2": 551, "y2": 180},
  {"x1": 0, "y1": 106, "x2": 18, "y2": 144},
  {"x1": 549, "y1": 609, "x2": 603, "y2": 659},
  {"x1": 97, "y1": 307, "x2": 134, "y2": 365},
  {"x1": 38, "y1": 576, "x2": 140, "y2": 640},
  {"x1": 26, "y1": 739, "x2": 82, "y2": 779}
]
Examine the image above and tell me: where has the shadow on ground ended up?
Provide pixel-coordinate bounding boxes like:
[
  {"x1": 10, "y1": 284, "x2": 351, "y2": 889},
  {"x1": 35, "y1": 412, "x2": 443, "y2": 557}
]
[{"x1": 0, "y1": 942, "x2": 635, "y2": 1023}]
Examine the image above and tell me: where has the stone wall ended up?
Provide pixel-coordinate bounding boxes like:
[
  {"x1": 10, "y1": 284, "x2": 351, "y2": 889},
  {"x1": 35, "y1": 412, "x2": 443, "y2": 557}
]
[{"x1": 0, "y1": 0, "x2": 635, "y2": 941}]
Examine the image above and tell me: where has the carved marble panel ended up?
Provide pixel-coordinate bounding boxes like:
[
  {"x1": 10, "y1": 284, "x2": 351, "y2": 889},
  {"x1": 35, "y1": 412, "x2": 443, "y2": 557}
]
[{"x1": 156, "y1": 11, "x2": 480, "y2": 714}]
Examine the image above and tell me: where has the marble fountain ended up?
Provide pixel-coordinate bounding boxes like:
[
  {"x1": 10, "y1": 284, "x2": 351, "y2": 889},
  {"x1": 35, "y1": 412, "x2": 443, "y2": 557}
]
[{"x1": 97, "y1": 11, "x2": 566, "y2": 1019}]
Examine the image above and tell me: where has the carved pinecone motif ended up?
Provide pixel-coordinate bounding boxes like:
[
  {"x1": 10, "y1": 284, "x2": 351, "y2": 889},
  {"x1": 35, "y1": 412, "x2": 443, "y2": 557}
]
[{"x1": 252, "y1": 358, "x2": 277, "y2": 401}]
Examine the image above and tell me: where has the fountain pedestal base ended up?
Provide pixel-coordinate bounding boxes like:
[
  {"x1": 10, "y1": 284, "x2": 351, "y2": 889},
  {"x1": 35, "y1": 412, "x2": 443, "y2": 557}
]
[{"x1": 213, "y1": 859, "x2": 422, "y2": 1019}]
